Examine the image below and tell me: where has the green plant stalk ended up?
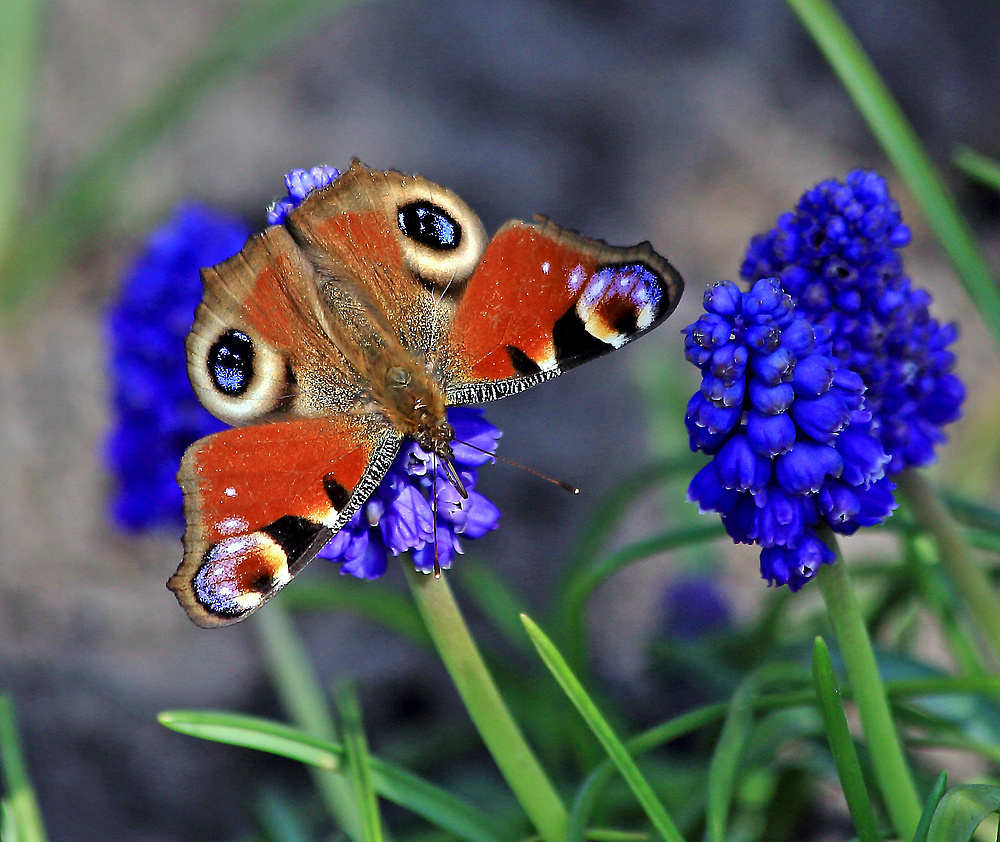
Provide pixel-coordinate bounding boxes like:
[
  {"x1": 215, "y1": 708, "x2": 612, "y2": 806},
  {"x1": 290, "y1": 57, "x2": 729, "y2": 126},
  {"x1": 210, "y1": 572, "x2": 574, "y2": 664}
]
[
  {"x1": 816, "y1": 528, "x2": 922, "y2": 839},
  {"x1": 785, "y1": 0, "x2": 1000, "y2": 353},
  {"x1": 0, "y1": 695, "x2": 48, "y2": 842},
  {"x1": 403, "y1": 565, "x2": 568, "y2": 842},
  {"x1": 0, "y1": 0, "x2": 43, "y2": 268},
  {"x1": 811, "y1": 637, "x2": 882, "y2": 842},
  {"x1": 337, "y1": 683, "x2": 384, "y2": 842},
  {"x1": 897, "y1": 470, "x2": 1000, "y2": 668},
  {"x1": 255, "y1": 604, "x2": 363, "y2": 841},
  {"x1": 953, "y1": 146, "x2": 1000, "y2": 194}
]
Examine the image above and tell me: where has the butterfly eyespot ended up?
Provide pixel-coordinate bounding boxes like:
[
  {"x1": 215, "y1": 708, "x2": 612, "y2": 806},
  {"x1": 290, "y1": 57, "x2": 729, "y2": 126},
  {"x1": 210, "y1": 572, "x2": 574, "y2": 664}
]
[
  {"x1": 398, "y1": 201, "x2": 461, "y2": 250},
  {"x1": 207, "y1": 329, "x2": 255, "y2": 396}
]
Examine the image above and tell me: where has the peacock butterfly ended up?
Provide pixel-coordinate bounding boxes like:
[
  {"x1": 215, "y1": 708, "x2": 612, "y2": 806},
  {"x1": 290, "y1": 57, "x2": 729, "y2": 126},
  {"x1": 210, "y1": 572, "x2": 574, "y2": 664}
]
[{"x1": 168, "y1": 160, "x2": 684, "y2": 627}]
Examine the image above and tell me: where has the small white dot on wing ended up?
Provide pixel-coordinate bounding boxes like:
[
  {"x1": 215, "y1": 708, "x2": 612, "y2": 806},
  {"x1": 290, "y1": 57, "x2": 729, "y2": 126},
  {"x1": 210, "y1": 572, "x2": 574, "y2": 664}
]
[
  {"x1": 541, "y1": 261, "x2": 550, "y2": 274},
  {"x1": 567, "y1": 264, "x2": 587, "y2": 293},
  {"x1": 218, "y1": 516, "x2": 249, "y2": 536}
]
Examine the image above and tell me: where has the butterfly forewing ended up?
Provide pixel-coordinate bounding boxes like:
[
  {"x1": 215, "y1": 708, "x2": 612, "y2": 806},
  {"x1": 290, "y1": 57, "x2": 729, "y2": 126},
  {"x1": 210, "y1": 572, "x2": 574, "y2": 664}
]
[{"x1": 443, "y1": 217, "x2": 683, "y2": 404}]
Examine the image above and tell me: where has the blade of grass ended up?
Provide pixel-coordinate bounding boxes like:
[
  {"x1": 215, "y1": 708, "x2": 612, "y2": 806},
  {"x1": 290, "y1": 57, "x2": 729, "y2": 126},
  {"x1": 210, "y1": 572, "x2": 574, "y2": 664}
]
[
  {"x1": 255, "y1": 602, "x2": 362, "y2": 840},
  {"x1": 336, "y1": 684, "x2": 384, "y2": 842},
  {"x1": 954, "y1": 147, "x2": 1000, "y2": 194},
  {"x1": 0, "y1": 696, "x2": 48, "y2": 842},
  {"x1": 812, "y1": 637, "x2": 882, "y2": 842},
  {"x1": 912, "y1": 772, "x2": 948, "y2": 842},
  {"x1": 567, "y1": 674, "x2": 1000, "y2": 841},
  {"x1": 784, "y1": 0, "x2": 1000, "y2": 353},
  {"x1": 817, "y1": 529, "x2": 922, "y2": 840},
  {"x1": 0, "y1": 0, "x2": 359, "y2": 308},
  {"x1": 0, "y1": 0, "x2": 44, "y2": 266},
  {"x1": 521, "y1": 614, "x2": 684, "y2": 842},
  {"x1": 159, "y1": 710, "x2": 516, "y2": 842},
  {"x1": 925, "y1": 785, "x2": 1000, "y2": 842},
  {"x1": 898, "y1": 470, "x2": 1000, "y2": 668}
]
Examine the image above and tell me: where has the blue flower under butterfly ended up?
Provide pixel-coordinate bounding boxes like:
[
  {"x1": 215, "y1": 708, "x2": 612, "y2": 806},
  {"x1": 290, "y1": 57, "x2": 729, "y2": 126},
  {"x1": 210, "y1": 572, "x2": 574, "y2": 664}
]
[{"x1": 106, "y1": 166, "x2": 502, "y2": 576}]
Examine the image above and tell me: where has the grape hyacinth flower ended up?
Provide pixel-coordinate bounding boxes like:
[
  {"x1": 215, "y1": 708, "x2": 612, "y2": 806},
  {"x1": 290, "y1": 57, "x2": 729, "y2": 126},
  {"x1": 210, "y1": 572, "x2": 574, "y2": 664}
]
[
  {"x1": 686, "y1": 171, "x2": 964, "y2": 591},
  {"x1": 106, "y1": 204, "x2": 250, "y2": 531},
  {"x1": 318, "y1": 407, "x2": 502, "y2": 579},
  {"x1": 107, "y1": 165, "x2": 502, "y2": 581},
  {"x1": 685, "y1": 278, "x2": 896, "y2": 590},
  {"x1": 742, "y1": 170, "x2": 964, "y2": 473}
]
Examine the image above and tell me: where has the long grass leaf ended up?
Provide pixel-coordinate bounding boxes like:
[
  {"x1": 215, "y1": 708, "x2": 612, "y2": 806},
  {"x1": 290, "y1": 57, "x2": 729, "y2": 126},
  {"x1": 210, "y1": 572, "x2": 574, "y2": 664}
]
[
  {"x1": 926, "y1": 784, "x2": 1000, "y2": 842},
  {"x1": 812, "y1": 637, "x2": 881, "y2": 842},
  {"x1": 0, "y1": 696, "x2": 48, "y2": 842},
  {"x1": 0, "y1": 0, "x2": 44, "y2": 266},
  {"x1": 159, "y1": 710, "x2": 514, "y2": 842},
  {"x1": 337, "y1": 684, "x2": 384, "y2": 842},
  {"x1": 521, "y1": 614, "x2": 684, "y2": 842}
]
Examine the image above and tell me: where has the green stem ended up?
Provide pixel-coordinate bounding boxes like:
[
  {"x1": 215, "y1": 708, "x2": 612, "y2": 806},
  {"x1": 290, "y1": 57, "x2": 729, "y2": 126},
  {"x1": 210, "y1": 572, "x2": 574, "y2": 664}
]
[
  {"x1": 897, "y1": 470, "x2": 1000, "y2": 668},
  {"x1": 816, "y1": 528, "x2": 922, "y2": 840},
  {"x1": 403, "y1": 565, "x2": 567, "y2": 842}
]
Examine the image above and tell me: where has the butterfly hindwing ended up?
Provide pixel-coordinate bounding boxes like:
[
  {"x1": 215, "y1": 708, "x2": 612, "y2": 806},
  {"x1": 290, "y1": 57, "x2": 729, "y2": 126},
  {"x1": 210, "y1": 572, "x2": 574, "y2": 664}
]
[
  {"x1": 170, "y1": 417, "x2": 399, "y2": 627},
  {"x1": 444, "y1": 217, "x2": 683, "y2": 404}
]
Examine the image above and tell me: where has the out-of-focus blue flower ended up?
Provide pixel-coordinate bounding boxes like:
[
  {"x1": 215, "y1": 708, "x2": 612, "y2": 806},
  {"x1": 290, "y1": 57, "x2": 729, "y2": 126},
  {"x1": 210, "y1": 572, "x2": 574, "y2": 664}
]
[
  {"x1": 318, "y1": 407, "x2": 502, "y2": 579},
  {"x1": 662, "y1": 576, "x2": 732, "y2": 640},
  {"x1": 106, "y1": 204, "x2": 250, "y2": 531},
  {"x1": 685, "y1": 278, "x2": 897, "y2": 590},
  {"x1": 742, "y1": 170, "x2": 964, "y2": 473}
]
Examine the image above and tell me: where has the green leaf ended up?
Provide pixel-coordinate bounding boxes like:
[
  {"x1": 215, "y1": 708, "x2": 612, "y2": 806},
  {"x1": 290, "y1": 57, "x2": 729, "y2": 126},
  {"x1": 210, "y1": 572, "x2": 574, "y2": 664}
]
[
  {"x1": 336, "y1": 684, "x2": 384, "y2": 842},
  {"x1": 784, "y1": 0, "x2": 1000, "y2": 353},
  {"x1": 811, "y1": 637, "x2": 881, "y2": 842},
  {"x1": 912, "y1": 771, "x2": 948, "y2": 842},
  {"x1": 159, "y1": 710, "x2": 515, "y2": 842},
  {"x1": 0, "y1": 696, "x2": 48, "y2": 842},
  {"x1": 521, "y1": 614, "x2": 684, "y2": 842},
  {"x1": 0, "y1": 0, "x2": 43, "y2": 266},
  {"x1": 926, "y1": 785, "x2": 1000, "y2": 842},
  {"x1": 954, "y1": 146, "x2": 1000, "y2": 194}
]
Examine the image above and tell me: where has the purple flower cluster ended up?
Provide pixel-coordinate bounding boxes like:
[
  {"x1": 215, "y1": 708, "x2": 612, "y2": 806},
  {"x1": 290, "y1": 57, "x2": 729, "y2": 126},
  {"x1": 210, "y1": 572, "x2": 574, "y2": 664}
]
[
  {"x1": 266, "y1": 165, "x2": 341, "y2": 225},
  {"x1": 318, "y1": 408, "x2": 502, "y2": 578},
  {"x1": 686, "y1": 171, "x2": 963, "y2": 591},
  {"x1": 106, "y1": 204, "x2": 249, "y2": 531},
  {"x1": 686, "y1": 279, "x2": 896, "y2": 590},
  {"x1": 107, "y1": 166, "x2": 502, "y2": 581},
  {"x1": 742, "y1": 170, "x2": 964, "y2": 473}
]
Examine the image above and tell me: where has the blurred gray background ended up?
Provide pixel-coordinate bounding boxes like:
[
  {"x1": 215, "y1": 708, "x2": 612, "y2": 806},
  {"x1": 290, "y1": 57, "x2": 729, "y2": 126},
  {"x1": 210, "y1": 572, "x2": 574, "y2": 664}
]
[{"x1": 2, "y1": 1, "x2": 999, "y2": 839}]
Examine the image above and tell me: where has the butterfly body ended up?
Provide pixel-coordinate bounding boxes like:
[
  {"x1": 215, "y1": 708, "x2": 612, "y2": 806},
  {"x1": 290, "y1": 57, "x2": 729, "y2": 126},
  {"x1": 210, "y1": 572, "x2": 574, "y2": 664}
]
[{"x1": 169, "y1": 160, "x2": 683, "y2": 627}]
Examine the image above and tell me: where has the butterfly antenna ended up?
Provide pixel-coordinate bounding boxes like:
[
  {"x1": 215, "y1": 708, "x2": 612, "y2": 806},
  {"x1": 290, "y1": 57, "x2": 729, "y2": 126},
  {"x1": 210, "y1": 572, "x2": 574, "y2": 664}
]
[
  {"x1": 431, "y1": 452, "x2": 442, "y2": 578},
  {"x1": 454, "y1": 438, "x2": 580, "y2": 495}
]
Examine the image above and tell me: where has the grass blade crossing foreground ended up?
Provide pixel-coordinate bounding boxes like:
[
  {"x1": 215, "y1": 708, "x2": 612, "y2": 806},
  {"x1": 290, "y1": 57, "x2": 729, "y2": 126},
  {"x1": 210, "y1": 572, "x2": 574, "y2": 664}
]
[
  {"x1": 158, "y1": 710, "x2": 515, "y2": 842},
  {"x1": 520, "y1": 614, "x2": 685, "y2": 842},
  {"x1": 811, "y1": 638, "x2": 881, "y2": 842}
]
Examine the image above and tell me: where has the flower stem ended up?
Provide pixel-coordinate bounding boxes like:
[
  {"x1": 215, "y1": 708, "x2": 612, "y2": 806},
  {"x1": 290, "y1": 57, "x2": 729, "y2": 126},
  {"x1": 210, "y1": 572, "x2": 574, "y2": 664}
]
[
  {"x1": 897, "y1": 470, "x2": 1000, "y2": 669},
  {"x1": 816, "y1": 527, "x2": 922, "y2": 840},
  {"x1": 403, "y1": 564, "x2": 568, "y2": 842}
]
